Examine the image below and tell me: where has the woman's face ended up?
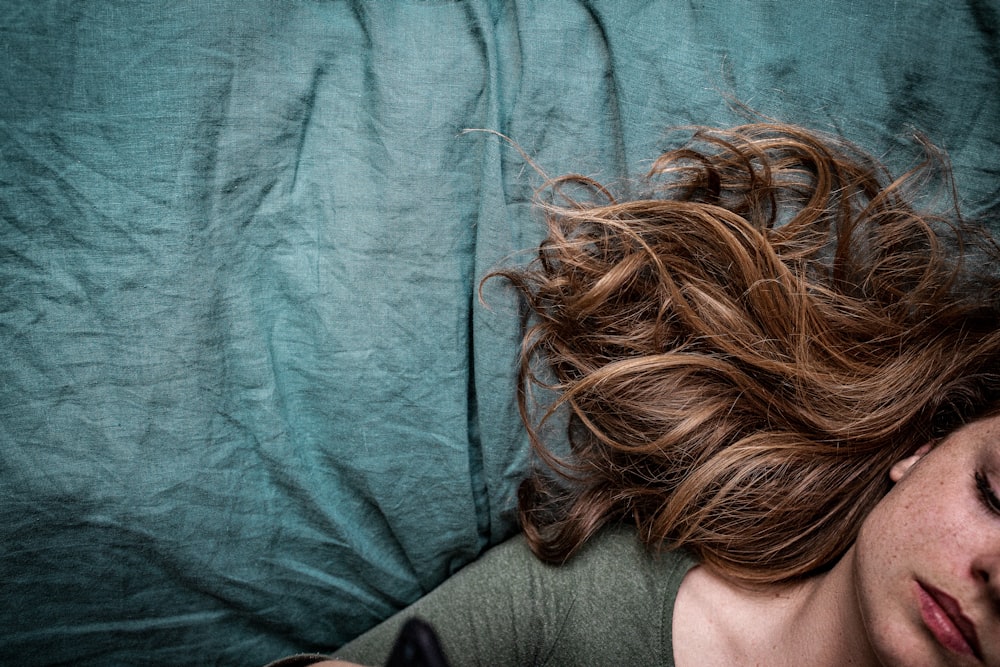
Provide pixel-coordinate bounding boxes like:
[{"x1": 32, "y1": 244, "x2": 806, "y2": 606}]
[{"x1": 854, "y1": 413, "x2": 1000, "y2": 666}]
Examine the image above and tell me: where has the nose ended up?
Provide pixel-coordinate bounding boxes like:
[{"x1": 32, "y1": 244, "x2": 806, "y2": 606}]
[{"x1": 972, "y1": 552, "x2": 1000, "y2": 611}]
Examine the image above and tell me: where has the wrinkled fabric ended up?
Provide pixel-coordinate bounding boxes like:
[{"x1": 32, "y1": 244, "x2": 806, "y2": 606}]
[{"x1": 1, "y1": 1, "x2": 998, "y2": 665}]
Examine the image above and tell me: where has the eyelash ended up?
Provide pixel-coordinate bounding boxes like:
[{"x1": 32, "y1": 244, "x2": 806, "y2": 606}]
[{"x1": 974, "y1": 471, "x2": 1000, "y2": 516}]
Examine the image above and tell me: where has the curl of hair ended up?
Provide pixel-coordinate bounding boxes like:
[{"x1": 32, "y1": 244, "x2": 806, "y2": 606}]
[{"x1": 492, "y1": 123, "x2": 1000, "y2": 586}]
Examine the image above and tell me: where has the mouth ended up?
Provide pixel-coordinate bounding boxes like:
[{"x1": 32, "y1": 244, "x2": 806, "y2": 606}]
[{"x1": 916, "y1": 581, "x2": 983, "y2": 661}]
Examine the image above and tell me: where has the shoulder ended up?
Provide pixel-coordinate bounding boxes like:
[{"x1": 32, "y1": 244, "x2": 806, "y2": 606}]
[
  {"x1": 484, "y1": 524, "x2": 694, "y2": 587},
  {"x1": 469, "y1": 525, "x2": 697, "y2": 606},
  {"x1": 481, "y1": 526, "x2": 696, "y2": 666},
  {"x1": 336, "y1": 526, "x2": 697, "y2": 667},
  {"x1": 486, "y1": 524, "x2": 691, "y2": 566}
]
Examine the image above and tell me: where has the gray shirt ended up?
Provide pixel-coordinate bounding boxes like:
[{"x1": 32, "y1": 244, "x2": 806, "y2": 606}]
[{"x1": 334, "y1": 527, "x2": 696, "y2": 667}]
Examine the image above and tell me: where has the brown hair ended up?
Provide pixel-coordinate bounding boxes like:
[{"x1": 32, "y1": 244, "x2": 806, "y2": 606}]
[{"x1": 494, "y1": 123, "x2": 1000, "y2": 586}]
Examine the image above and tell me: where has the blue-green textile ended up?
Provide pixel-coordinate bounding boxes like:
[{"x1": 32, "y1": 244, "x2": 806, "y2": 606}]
[{"x1": 2, "y1": 1, "x2": 998, "y2": 664}]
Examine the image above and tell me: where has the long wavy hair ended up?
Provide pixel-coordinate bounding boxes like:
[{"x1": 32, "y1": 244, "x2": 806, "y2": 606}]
[{"x1": 493, "y1": 123, "x2": 1000, "y2": 586}]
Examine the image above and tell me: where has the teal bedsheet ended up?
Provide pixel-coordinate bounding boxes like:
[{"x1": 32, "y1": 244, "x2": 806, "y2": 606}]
[{"x1": 2, "y1": 1, "x2": 998, "y2": 664}]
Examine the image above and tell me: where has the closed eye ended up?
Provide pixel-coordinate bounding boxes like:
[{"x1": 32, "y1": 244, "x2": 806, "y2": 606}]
[{"x1": 974, "y1": 471, "x2": 1000, "y2": 516}]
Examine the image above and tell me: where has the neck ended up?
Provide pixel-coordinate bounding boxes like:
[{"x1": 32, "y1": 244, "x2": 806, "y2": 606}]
[
  {"x1": 777, "y1": 547, "x2": 881, "y2": 666},
  {"x1": 674, "y1": 547, "x2": 881, "y2": 667}
]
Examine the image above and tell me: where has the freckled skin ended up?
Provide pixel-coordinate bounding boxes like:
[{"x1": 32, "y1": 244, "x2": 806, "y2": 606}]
[{"x1": 853, "y1": 415, "x2": 1000, "y2": 666}]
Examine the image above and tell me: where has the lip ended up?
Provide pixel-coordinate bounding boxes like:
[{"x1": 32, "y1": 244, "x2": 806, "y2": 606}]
[{"x1": 916, "y1": 581, "x2": 982, "y2": 661}]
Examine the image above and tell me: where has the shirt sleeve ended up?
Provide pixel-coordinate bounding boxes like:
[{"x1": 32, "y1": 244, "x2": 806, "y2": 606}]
[
  {"x1": 333, "y1": 533, "x2": 560, "y2": 666},
  {"x1": 333, "y1": 528, "x2": 694, "y2": 667}
]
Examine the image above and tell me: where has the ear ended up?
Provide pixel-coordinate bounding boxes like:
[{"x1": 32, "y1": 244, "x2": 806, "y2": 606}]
[{"x1": 889, "y1": 443, "x2": 933, "y2": 483}]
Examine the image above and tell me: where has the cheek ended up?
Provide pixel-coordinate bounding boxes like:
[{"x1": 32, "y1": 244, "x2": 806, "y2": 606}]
[
  {"x1": 850, "y1": 494, "x2": 930, "y2": 665},
  {"x1": 856, "y1": 474, "x2": 977, "y2": 587},
  {"x1": 857, "y1": 488, "x2": 918, "y2": 566},
  {"x1": 851, "y1": 482, "x2": 937, "y2": 616}
]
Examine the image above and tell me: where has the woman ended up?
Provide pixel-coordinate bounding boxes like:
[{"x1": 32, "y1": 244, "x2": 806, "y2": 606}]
[{"x1": 278, "y1": 124, "x2": 1000, "y2": 666}]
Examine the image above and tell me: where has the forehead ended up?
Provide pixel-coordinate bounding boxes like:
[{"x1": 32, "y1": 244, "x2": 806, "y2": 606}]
[{"x1": 944, "y1": 413, "x2": 1000, "y2": 456}]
